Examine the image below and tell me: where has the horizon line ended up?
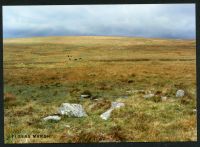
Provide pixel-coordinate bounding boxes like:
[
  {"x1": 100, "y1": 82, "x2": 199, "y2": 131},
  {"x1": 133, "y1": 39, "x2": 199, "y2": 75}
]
[{"x1": 3, "y1": 35, "x2": 196, "y2": 41}]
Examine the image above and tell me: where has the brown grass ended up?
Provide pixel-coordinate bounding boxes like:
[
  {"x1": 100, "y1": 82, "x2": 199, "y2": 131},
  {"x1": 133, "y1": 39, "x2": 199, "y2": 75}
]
[{"x1": 3, "y1": 36, "x2": 196, "y2": 143}]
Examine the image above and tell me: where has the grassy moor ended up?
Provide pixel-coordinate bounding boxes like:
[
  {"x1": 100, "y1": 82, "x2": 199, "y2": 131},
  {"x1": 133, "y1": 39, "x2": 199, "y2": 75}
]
[{"x1": 3, "y1": 36, "x2": 196, "y2": 143}]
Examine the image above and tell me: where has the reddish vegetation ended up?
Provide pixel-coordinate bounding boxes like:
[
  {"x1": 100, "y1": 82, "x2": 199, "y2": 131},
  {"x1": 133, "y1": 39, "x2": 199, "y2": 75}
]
[{"x1": 4, "y1": 93, "x2": 16, "y2": 102}]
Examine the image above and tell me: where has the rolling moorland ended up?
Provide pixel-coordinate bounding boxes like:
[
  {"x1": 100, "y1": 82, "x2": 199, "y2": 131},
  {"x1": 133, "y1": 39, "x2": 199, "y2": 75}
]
[{"x1": 3, "y1": 36, "x2": 196, "y2": 143}]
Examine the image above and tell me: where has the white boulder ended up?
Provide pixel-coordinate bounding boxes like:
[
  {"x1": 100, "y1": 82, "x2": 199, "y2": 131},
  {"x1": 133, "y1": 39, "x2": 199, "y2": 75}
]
[
  {"x1": 58, "y1": 103, "x2": 87, "y2": 117},
  {"x1": 176, "y1": 89, "x2": 185, "y2": 98}
]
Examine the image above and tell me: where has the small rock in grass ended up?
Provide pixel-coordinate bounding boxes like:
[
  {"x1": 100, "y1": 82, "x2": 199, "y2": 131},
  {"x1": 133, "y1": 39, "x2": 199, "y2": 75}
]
[
  {"x1": 161, "y1": 96, "x2": 167, "y2": 102},
  {"x1": 111, "y1": 102, "x2": 125, "y2": 109},
  {"x1": 80, "y1": 90, "x2": 92, "y2": 98},
  {"x1": 176, "y1": 89, "x2": 185, "y2": 98},
  {"x1": 137, "y1": 90, "x2": 146, "y2": 94},
  {"x1": 58, "y1": 103, "x2": 87, "y2": 117},
  {"x1": 43, "y1": 115, "x2": 61, "y2": 121},
  {"x1": 146, "y1": 90, "x2": 153, "y2": 94},
  {"x1": 100, "y1": 108, "x2": 113, "y2": 120},
  {"x1": 80, "y1": 94, "x2": 90, "y2": 99},
  {"x1": 100, "y1": 102, "x2": 125, "y2": 120},
  {"x1": 143, "y1": 93, "x2": 154, "y2": 99},
  {"x1": 64, "y1": 124, "x2": 70, "y2": 128},
  {"x1": 193, "y1": 109, "x2": 197, "y2": 113}
]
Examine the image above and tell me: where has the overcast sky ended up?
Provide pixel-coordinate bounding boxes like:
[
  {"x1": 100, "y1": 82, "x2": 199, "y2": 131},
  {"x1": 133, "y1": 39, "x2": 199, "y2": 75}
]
[{"x1": 3, "y1": 4, "x2": 195, "y2": 39}]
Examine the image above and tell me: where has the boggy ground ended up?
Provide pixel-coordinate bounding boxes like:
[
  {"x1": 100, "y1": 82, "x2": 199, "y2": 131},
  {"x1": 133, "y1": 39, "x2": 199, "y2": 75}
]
[{"x1": 3, "y1": 36, "x2": 196, "y2": 143}]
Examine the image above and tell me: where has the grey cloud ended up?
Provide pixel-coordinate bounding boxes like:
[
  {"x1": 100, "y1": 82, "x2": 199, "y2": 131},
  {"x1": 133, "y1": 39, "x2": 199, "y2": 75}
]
[{"x1": 3, "y1": 4, "x2": 195, "y2": 39}]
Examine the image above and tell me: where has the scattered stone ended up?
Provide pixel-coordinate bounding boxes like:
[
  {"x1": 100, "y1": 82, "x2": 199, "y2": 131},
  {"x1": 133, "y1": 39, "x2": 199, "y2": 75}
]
[
  {"x1": 161, "y1": 96, "x2": 167, "y2": 102},
  {"x1": 146, "y1": 90, "x2": 153, "y2": 94},
  {"x1": 43, "y1": 115, "x2": 61, "y2": 121},
  {"x1": 111, "y1": 102, "x2": 125, "y2": 109},
  {"x1": 137, "y1": 90, "x2": 146, "y2": 94},
  {"x1": 100, "y1": 109, "x2": 113, "y2": 120},
  {"x1": 58, "y1": 103, "x2": 87, "y2": 117},
  {"x1": 193, "y1": 109, "x2": 197, "y2": 113},
  {"x1": 143, "y1": 93, "x2": 154, "y2": 99},
  {"x1": 80, "y1": 94, "x2": 90, "y2": 99},
  {"x1": 100, "y1": 102, "x2": 125, "y2": 120},
  {"x1": 80, "y1": 90, "x2": 92, "y2": 98},
  {"x1": 176, "y1": 89, "x2": 185, "y2": 98},
  {"x1": 64, "y1": 124, "x2": 70, "y2": 128}
]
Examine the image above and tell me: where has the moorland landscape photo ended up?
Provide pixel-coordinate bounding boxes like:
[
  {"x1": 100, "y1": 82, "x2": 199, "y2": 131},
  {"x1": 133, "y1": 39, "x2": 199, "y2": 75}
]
[{"x1": 3, "y1": 4, "x2": 197, "y2": 143}]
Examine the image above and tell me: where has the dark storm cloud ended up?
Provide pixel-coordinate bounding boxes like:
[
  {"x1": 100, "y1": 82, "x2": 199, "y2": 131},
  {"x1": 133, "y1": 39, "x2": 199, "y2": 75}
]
[{"x1": 3, "y1": 4, "x2": 195, "y2": 39}]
